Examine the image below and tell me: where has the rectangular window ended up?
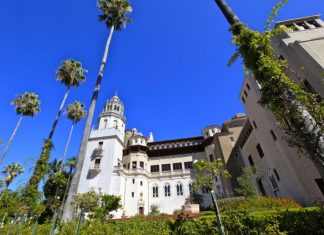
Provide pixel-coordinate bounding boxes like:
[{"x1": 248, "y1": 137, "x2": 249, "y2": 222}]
[
  {"x1": 162, "y1": 164, "x2": 171, "y2": 172},
  {"x1": 132, "y1": 161, "x2": 137, "y2": 169},
  {"x1": 173, "y1": 163, "x2": 182, "y2": 170},
  {"x1": 132, "y1": 179, "x2": 135, "y2": 184},
  {"x1": 140, "y1": 181, "x2": 143, "y2": 186},
  {"x1": 315, "y1": 179, "x2": 324, "y2": 196},
  {"x1": 248, "y1": 155, "x2": 256, "y2": 174},
  {"x1": 273, "y1": 168, "x2": 280, "y2": 181},
  {"x1": 98, "y1": 141, "x2": 103, "y2": 149},
  {"x1": 244, "y1": 90, "x2": 248, "y2": 97},
  {"x1": 253, "y1": 121, "x2": 257, "y2": 129},
  {"x1": 123, "y1": 164, "x2": 126, "y2": 169},
  {"x1": 127, "y1": 163, "x2": 130, "y2": 169},
  {"x1": 184, "y1": 161, "x2": 193, "y2": 169},
  {"x1": 248, "y1": 155, "x2": 254, "y2": 166},
  {"x1": 270, "y1": 130, "x2": 277, "y2": 141},
  {"x1": 269, "y1": 174, "x2": 279, "y2": 191},
  {"x1": 131, "y1": 192, "x2": 134, "y2": 198},
  {"x1": 140, "y1": 161, "x2": 144, "y2": 169},
  {"x1": 256, "y1": 144, "x2": 264, "y2": 158},
  {"x1": 241, "y1": 96, "x2": 246, "y2": 103},
  {"x1": 94, "y1": 158, "x2": 101, "y2": 168},
  {"x1": 246, "y1": 83, "x2": 251, "y2": 90},
  {"x1": 150, "y1": 165, "x2": 159, "y2": 172}
]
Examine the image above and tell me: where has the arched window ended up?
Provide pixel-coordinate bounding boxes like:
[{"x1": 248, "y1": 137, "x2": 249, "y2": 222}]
[
  {"x1": 153, "y1": 185, "x2": 159, "y2": 198},
  {"x1": 103, "y1": 119, "x2": 108, "y2": 129},
  {"x1": 189, "y1": 183, "x2": 193, "y2": 193},
  {"x1": 113, "y1": 120, "x2": 118, "y2": 129},
  {"x1": 268, "y1": 171, "x2": 279, "y2": 191},
  {"x1": 176, "y1": 183, "x2": 183, "y2": 196},
  {"x1": 164, "y1": 184, "x2": 171, "y2": 197}
]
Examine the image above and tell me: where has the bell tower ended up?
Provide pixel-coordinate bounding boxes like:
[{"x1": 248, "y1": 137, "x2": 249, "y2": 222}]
[
  {"x1": 77, "y1": 94, "x2": 126, "y2": 196},
  {"x1": 97, "y1": 93, "x2": 126, "y2": 132}
]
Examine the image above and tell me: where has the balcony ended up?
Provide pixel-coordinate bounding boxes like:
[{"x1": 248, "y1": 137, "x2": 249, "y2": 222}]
[
  {"x1": 114, "y1": 167, "x2": 192, "y2": 178},
  {"x1": 89, "y1": 165, "x2": 101, "y2": 175}
]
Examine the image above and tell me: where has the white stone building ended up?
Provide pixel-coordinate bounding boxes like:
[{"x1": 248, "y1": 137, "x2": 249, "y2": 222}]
[{"x1": 76, "y1": 94, "x2": 229, "y2": 217}]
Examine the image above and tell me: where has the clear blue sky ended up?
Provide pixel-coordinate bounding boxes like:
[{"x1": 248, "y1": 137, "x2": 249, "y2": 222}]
[{"x1": 0, "y1": 0, "x2": 323, "y2": 188}]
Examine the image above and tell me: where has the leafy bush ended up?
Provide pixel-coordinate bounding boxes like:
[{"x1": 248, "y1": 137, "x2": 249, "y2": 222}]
[
  {"x1": 170, "y1": 216, "x2": 217, "y2": 235},
  {"x1": 217, "y1": 196, "x2": 301, "y2": 213},
  {"x1": 0, "y1": 207, "x2": 323, "y2": 234}
]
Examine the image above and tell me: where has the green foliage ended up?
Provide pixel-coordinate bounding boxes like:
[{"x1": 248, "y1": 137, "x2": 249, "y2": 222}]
[
  {"x1": 97, "y1": 0, "x2": 132, "y2": 30},
  {"x1": 279, "y1": 206, "x2": 324, "y2": 234},
  {"x1": 40, "y1": 169, "x2": 69, "y2": 221},
  {"x1": 231, "y1": 23, "x2": 324, "y2": 166},
  {"x1": 149, "y1": 204, "x2": 160, "y2": 216},
  {"x1": 264, "y1": 0, "x2": 289, "y2": 30},
  {"x1": 171, "y1": 216, "x2": 217, "y2": 235},
  {"x1": 1, "y1": 162, "x2": 24, "y2": 188},
  {"x1": 193, "y1": 159, "x2": 229, "y2": 192},
  {"x1": 56, "y1": 59, "x2": 87, "y2": 88},
  {"x1": 65, "y1": 101, "x2": 87, "y2": 124},
  {"x1": 235, "y1": 167, "x2": 258, "y2": 198},
  {"x1": 0, "y1": 190, "x2": 27, "y2": 220},
  {"x1": 11, "y1": 92, "x2": 41, "y2": 117},
  {"x1": 23, "y1": 139, "x2": 53, "y2": 215},
  {"x1": 73, "y1": 190, "x2": 122, "y2": 220},
  {"x1": 28, "y1": 139, "x2": 53, "y2": 187},
  {"x1": 0, "y1": 207, "x2": 323, "y2": 234},
  {"x1": 92, "y1": 194, "x2": 122, "y2": 221},
  {"x1": 217, "y1": 196, "x2": 301, "y2": 213}
]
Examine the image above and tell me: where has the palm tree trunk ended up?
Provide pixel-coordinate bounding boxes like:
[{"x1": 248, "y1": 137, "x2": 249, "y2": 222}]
[
  {"x1": 60, "y1": 123, "x2": 75, "y2": 171},
  {"x1": 62, "y1": 25, "x2": 115, "y2": 221},
  {"x1": 214, "y1": 0, "x2": 241, "y2": 26},
  {"x1": 48, "y1": 88, "x2": 70, "y2": 140},
  {"x1": 213, "y1": 0, "x2": 324, "y2": 178},
  {"x1": 0, "y1": 116, "x2": 23, "y2": 165}
]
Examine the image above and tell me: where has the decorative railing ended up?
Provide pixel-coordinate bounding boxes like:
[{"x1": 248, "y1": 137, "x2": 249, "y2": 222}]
[{"x1": 113, "y1": 166, "x2": 191, "y2": 178}]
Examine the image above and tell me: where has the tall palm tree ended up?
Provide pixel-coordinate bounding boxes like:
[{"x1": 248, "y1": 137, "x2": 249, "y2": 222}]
[
  {"x1": 48, "y1": 59, "x2": 87, "y2": 139},
  {"x1": 60, "y1": 101, "x2": 86, "y2": 170},
  {"x1": 0, "y1": 92, "x2": 40, "y2": 165},
  {"x1": 25, "y1": 59, "x2": 86, "y2": 204},
  {"x1": 1, "y1": 163, "x2": 24, "y2": 191},
  {"x1": 62, "y1": 0, "x2": 132, "y2": 221},
  {"x1": 212, "y1": 0, "x2": 324, "y2": 179}
]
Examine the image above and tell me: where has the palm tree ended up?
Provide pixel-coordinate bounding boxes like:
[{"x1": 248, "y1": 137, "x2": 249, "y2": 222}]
[
  {"x1": 212, "y1": 0, "x2": 324, "y2": 179},
  {"x1": 48, "y1": 59, "x2": 87, "y2": 140},
  {"x1": 60, "y1": 101, "x2": 86, "y2": 169},
  {"x1": 25, "y1": 60, "x2": 86, "y2": 205},
  {"x1": 48, "y1": 159, "x2": 64, "y2": 176},
  {"x1": 62, "y1": 0, "x2": 132, "y2": 221},
  {"x1": 1, "y1": 163, "x2": 24, "y2": 191},
  {"x1": 0, "y1": 92, "x2": 41, "y2": 165}
]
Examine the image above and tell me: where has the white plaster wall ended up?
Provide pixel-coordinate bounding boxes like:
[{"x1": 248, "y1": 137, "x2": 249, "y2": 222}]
[
  {"x1": 98, "y1": 115, "x2": 126, "y2": 133},
  {"x1": 77, "y1": 128, "x2": 124, "y2": 195}
]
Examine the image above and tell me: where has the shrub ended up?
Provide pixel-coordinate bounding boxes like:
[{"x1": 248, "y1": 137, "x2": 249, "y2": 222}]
[
  {"x1": 173, "y1": 209, "x2": 182, "y2": 215},
  {"x1": 217, "y1": 196, "x2": 301, "y2": 213}
]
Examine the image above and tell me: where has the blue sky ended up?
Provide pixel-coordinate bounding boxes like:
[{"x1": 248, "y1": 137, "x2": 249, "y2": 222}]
[{"x1": 0, "y1": 0, "x2": 323, "y2": 188}]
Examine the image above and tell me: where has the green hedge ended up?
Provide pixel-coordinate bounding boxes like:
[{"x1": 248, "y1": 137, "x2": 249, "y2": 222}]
[
  {"x1": 217, "y1": 196, "x2": 301, "y2": 213},
  {"x1": 0, "y1": 207, "x2": 323, "y2": 234}
]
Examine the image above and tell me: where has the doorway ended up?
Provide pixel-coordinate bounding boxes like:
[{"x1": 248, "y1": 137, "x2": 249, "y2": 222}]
[{"x1": 138, "y1": 207, "x2": 144, "y2": 215}]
